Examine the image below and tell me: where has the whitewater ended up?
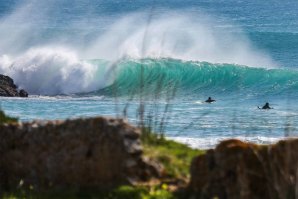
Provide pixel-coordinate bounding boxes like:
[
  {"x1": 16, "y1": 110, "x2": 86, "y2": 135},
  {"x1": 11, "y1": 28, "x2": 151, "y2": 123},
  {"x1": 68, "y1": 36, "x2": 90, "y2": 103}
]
[{"x1": 1, "y1": 0, "x2": 298, "y2": 148}]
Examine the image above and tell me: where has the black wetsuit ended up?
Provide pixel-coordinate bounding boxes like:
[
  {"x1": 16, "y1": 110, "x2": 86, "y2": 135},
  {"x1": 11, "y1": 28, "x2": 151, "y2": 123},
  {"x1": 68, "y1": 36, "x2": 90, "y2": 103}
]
[
  {"x1": 205, "y1": 98, "x2": 215, "y2": 103},
  {"x1": 260, "y1": 103, "x2": 272, "y2": 109}
]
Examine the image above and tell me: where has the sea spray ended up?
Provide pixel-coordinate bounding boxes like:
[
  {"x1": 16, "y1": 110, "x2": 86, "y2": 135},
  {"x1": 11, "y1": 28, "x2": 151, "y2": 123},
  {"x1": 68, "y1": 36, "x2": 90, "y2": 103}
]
[
  {"x1": 84, "y1": 12, "x2": 276, "y2": 67},
  {"x1": 0, "y1": 47, "x2": 111, "y2": 95},
  {"x1": 0, "y1": 10, "x2": 276, "y2": 67}
]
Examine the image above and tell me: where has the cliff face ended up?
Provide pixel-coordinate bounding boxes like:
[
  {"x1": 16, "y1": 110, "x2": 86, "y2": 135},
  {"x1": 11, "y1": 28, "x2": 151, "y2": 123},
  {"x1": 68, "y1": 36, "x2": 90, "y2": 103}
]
[
  {"x1": 189, "y1": 139, "x2": 298, "y2": 199},
  {"x1": 0, "y1": 117, "x2": 160, "y2": 191},
  {"x1": 0, "y1": 74, "x2": 28, "y2": 97}
]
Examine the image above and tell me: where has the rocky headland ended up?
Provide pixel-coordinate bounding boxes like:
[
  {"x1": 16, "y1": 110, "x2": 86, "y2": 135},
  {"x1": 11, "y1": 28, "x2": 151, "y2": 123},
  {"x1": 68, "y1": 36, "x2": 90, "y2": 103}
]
[{"x1": 0, "y1": 74, "x2": 28, "y2": 97}]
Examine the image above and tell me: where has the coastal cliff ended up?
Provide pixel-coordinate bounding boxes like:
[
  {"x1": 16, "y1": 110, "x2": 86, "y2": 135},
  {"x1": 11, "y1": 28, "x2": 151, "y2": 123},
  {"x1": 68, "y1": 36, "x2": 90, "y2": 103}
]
[{"x1": 0, "y1": 74, "x2": 28, "y2": 97}]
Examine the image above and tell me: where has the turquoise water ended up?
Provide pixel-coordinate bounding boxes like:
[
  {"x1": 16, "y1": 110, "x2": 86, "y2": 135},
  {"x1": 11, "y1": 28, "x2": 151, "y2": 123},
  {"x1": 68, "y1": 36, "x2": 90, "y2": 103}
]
[{"x1": 0, "y1": 0, "x2": 298, "y2": 148}]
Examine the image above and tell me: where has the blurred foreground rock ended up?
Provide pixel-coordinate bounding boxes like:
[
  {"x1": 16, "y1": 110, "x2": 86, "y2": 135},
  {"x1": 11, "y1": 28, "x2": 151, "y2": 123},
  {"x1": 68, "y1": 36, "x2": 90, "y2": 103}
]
[
  {"x1": 189, "y1": 139, "x2": 298, "y2": 199},
  {"x1": 0, "y1": 117, "x2": 161, "y2": 191},
  {"x1": 0, "y1": 74, "x2": 28, "y2": 97}
]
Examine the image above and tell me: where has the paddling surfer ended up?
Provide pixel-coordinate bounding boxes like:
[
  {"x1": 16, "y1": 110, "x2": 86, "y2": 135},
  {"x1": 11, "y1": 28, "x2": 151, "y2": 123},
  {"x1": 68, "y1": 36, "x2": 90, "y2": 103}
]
[
  {"x1": 205, "y1": 97, "x2": 216, "y2": 103},
  {"x1": 258, "y1": 102, "x2": 273, "y2": 109}
]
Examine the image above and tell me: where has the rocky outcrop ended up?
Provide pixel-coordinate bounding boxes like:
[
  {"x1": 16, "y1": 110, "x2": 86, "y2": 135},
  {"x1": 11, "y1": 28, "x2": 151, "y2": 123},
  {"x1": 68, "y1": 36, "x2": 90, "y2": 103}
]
[
  {"x1": 19, "y1": 89, "x2": 28, "y2": 97},
  {"x1": 0, "y1": 74, "x2": 28, "y2": 97},
  {"x1": 189, "y1": 139, "x2": 298, "y2": 199},
  {"x1": 0, "y1": 117, "x2": 161, "y2": 192}
]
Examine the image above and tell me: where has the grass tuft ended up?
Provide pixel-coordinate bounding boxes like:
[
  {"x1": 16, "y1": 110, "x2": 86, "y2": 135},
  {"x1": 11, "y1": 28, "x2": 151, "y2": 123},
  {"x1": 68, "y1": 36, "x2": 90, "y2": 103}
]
[
  {"x1": 141, "y1": 128, "x2": 204, "y2": 180},
  {"x1": 0, "y1": 110, "x2": 18, "y2": 124}
]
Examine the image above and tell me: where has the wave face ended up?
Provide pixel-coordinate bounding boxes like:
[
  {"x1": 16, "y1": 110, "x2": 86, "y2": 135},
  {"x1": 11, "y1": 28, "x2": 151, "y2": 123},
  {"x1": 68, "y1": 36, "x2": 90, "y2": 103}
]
[{"x1": 100, "y1": 58, "x2": 298, "y2": 99}]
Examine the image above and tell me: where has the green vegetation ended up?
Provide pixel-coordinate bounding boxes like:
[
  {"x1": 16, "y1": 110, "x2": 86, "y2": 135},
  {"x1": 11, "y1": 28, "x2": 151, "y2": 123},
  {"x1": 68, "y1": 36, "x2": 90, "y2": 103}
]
[
  {"x1": 142, "y1": 128, "x2": 204, "y2": 180},
  {"x1": 0, "y1": 109, "x2": 17, "y2": 124},
  {"x1": 2, "y1": 128, "x2": 203, "y2": 199},
  {"x1": 2, "y1": 185, "x2": 174, "y2": 199}
]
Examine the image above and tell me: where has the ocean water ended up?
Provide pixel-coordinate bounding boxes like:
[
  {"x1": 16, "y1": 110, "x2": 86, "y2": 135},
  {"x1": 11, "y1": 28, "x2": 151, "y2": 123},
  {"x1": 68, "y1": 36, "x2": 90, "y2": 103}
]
[{"x1": 0, "y1": 0, "x2": 298, "y2": 148}]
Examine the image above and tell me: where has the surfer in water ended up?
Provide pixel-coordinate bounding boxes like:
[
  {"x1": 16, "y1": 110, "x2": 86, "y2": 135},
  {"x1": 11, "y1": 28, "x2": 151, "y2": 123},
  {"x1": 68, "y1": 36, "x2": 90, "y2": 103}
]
[
  {"x1": 205, "y1": 97, "x2": 216, "y2": 103},
  {"x1": 258, "y1": 102, "x2": 273, "y2": 109}
]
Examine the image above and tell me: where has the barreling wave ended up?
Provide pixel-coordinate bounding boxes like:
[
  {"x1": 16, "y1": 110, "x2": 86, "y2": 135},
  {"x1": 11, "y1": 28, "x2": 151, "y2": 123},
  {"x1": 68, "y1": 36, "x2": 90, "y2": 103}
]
[
  {"x1": 98, "y1": 58, "x2": 298, "y2": 98},
  {"x1": 1, "y1": 50, "x2": 297, "y2": 97}
]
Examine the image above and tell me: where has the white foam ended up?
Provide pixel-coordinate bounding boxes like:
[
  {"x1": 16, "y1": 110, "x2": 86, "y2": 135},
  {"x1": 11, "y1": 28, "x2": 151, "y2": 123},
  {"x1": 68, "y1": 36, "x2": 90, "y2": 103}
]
[
  {"x1": 168, "y1": 136, "x2": 287, "y2": 149},
  {"x1": 29, "y1": 95, "x2": 105, "y2": 101},
  {"x1": 0, "y1": 47, "x2": 112, "y2": 95},
  {"x1": 194, "y1": 101, "x2": 204, "y2": 104}
]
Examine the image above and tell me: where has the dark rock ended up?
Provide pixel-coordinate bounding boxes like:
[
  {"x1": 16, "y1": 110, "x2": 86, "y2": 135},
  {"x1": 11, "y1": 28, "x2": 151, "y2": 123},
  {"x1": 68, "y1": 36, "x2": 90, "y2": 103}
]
[
  {"x1": 0, "y1": 74, "x2": 17, "y2": 88},
  {"x1": 0, "y1": 117, "x2": 162, "y2": 191},
  {"x1": 0, "y1": 74, "x2": 28, "y2": 97},
  {"x1": 19, "y1": 89, "x2": 28, "y2": 97},
  {"x1": 0, "y1": 86, "x2": 19, "y2": 97},
  {"x1": 189, "y1": 139, "x2": 298, "y2": 199}
]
